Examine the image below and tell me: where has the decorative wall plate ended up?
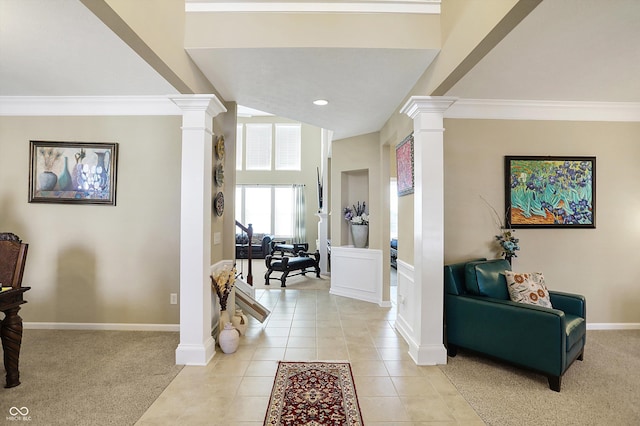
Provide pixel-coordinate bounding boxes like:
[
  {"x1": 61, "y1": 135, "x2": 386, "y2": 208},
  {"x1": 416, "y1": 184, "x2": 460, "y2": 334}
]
[
  {"x1": 214, "y1": 192, "x2": 224, "y2": 216},
  {"x1": 215, "y1": 135, "x2": 225, "y2": 160},
  {"x1": 215, "y1": 163, "x2": 224, "y2": 186}
]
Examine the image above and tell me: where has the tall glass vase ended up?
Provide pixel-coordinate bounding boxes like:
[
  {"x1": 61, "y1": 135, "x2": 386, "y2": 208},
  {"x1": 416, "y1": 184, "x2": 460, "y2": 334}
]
[{"x1": 351, "y1": 224, "x2": 369, "y2": 248}]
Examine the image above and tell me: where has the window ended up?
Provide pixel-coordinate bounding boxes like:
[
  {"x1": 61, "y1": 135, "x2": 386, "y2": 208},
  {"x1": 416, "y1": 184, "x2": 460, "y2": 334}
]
[
  {"x1": 236, "y1": 122, "x2": 301, "y2": 171},
  {"x1": 274, "y1": 187, "x2": 294, "y2": 236},
  {"x1": 245, "y1": 124, "x2": 272, "y2": 170},
  {"x1": 235, "y1": 185, "x2": 297, "y2": 238},
  {"x1": 275, "y1": 124, "x2": 301, "y2": 170},
  {"x1": 236, "y1": 124, "x2": 243, "y2": 170},
  {"x1": 244, "y1": 187, "x2": 272, "y2": 232}
]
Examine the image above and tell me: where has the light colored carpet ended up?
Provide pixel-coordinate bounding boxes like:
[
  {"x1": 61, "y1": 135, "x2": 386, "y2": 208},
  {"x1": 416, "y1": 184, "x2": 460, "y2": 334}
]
[
  {"x1": 439, "y1": 330, "x2": 640, "y2": 426},
  {"x1": 0, "y1": 330, "x2": 182, "y2": 425}
]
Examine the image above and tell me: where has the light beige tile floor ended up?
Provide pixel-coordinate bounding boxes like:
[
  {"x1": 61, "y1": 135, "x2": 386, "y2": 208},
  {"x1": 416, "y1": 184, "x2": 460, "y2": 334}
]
[{"x1": 136, "y1": 280, "x2": 484, "y2": 425}]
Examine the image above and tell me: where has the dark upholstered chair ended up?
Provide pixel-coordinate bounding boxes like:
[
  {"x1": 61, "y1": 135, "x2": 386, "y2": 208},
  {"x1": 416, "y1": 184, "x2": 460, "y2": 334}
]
[
  {"x1": 0, "y1": 233, "x2": 28, "y2": 290},
  {"x1": 444, "y1": 258, "x2": 586, "y2": 391}
]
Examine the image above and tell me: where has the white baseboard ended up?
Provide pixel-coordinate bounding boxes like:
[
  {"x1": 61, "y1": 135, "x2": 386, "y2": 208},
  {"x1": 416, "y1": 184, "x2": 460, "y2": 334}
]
[
  {"x1": 587, "y1": 323, "x2": 640, "y2": 330},
  {"x1": 23, "y1": 322, "x2": 640, "y2": 333},
  {"x1": 24, "y1": 322, "x2": 179, "y2": 332}
]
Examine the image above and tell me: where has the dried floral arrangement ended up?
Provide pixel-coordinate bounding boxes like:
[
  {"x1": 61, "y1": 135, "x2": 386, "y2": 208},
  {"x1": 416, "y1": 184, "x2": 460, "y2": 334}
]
[
  {"x1": 38, "y1": 147, "x2": 62, "y2": 171},
  {"x1": 210, "y1": 265, "x2": 237, "y2": 311}
]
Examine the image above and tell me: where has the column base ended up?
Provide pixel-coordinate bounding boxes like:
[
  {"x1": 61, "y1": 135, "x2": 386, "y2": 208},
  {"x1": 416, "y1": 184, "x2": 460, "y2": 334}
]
[
  {"x1": 175, "y1": 337, "x2": 216, "y2": 365},
  {"x1": 408, "y1": 342, "x2": 447, "y2": 365}
]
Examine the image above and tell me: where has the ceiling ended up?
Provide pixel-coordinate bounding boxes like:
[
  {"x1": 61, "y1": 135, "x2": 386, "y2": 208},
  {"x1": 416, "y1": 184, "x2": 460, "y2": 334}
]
[
  {"x1": 0, "y1": 0, "x2": 178, "y2": 97},
  {"x1": 446, "y1": 0, "x2": 640, "y2": 102},
  {"x1": 187, "y1": 47, "x2": 438, "y2": 138},
  {"x1": 1, "y1": 0, "x2": 638, "y2": 139}
]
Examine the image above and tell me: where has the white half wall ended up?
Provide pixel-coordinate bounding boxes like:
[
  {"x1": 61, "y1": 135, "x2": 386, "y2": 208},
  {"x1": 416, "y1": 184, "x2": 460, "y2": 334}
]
[{"x1": 330, "y1": 246, "x2": 388, "y2": 307}]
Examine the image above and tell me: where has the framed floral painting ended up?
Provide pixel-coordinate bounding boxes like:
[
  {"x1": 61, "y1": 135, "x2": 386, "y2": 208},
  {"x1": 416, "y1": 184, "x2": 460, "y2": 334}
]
[
  {"x1": 505, "y1": 156, "x2": 595, "y2": 228},
  {"x1": 28, "y1": 140, "x2": 119, "y2": 205},
  {"x1": 396, "y1": 133, "x2": 414, "y2": 196}
]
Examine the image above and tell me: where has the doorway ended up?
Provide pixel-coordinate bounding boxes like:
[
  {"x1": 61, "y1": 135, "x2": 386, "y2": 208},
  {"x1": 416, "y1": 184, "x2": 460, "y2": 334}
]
[{"x1": 390, "y1": 178, "x2": 398, "y2": 305}]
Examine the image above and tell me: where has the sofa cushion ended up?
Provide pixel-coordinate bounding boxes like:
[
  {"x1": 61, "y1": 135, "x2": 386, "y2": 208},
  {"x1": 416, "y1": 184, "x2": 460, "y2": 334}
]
[
  {"x1": 236, "y1": 233, "x2": 249, "y2": 244},
  {"x1": 564, "y1": 313, "x2": 586, "y2": 350},
  {"x1": 464, "y1": 259, "x2": 511, "y2": 300},
  {"x1": 504, "y1": 271, "x2": 552, "y2": 308}
]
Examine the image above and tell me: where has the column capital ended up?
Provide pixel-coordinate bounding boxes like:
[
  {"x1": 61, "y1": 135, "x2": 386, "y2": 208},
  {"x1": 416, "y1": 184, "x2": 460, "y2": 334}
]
[
  {"x1": 169, "y1": 94, "x2": 227, "y2": 118},
  {"x1": 400, "y1": 96, "x2": 457, "y2": 119}
]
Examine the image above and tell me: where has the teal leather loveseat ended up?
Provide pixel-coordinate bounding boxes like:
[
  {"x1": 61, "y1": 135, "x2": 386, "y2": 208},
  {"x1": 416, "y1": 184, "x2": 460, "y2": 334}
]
[{"x1": 444, "y1": 258, "x2": 586, "y2": 391}]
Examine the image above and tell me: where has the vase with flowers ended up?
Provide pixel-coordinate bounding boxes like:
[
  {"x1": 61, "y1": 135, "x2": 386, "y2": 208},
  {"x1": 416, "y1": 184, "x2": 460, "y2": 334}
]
[
  {"x1": 344, "y1": 201, "x2": 369, "y2": 248},
  {"x1": 496, "y1": 229, "x2": 520, "y2": 265},
  {"x1": 210, "y1": 265, "x2": 238, "y2": 347},
  {"x1": 482, "y1": 196, "x2": 520, "y2": 265},
  {"x1": 38, "y1": 147, "x2": 63, "y2": 191}
]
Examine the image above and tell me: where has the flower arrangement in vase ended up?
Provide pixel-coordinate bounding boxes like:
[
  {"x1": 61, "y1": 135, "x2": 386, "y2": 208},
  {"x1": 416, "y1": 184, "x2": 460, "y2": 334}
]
[
  {"x1": 344, "y1": 201, "x2": 369, "y2": 248},
  {"x1": 210, "y1": 265, "x2": 237, "y2": 312},
  {"x1": 343, "y1": 201, "x2": 369, "y2": 225},
  {"x1": 496, "y1": 229, "x2": 520, "y2": 264},
  {"x1": 211, "y1": 265, "x2": 239, "y2": 353},
  {"x1": 482, "y1": 196, "x2": 520, "y2": 264},
  {"x1": 37, "y1": 147, "x2": 63, "y2": 191}
]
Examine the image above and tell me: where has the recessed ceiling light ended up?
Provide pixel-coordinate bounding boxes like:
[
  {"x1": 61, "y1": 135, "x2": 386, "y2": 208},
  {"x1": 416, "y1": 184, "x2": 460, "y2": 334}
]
[{"x1": 313, "y1": 99, "x2": 328, "y2": 106}]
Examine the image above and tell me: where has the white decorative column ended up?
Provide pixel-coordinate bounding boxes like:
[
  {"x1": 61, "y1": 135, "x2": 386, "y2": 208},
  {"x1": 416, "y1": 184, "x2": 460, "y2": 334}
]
[
  {"x1": 399, "y1": 96, "x2": 456, "y2": 365},
  {"x1": 316, "y1": 128, "x2": 332, "y2": 274},
  {"x1": 171, "y1": 95, "x2": 227, "y2": 365},
  {"x1": 316, "y1": 212, "x2": 329, "y2": 274}
]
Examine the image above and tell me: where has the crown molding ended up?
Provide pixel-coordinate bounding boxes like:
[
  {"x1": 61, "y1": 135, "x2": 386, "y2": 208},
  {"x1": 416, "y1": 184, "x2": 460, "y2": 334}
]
[
  {"x1": 2, "y1": 96, "x2": 639, "y2": 123},
  {"x1": 0, "y1": 96, "x2": 183, "y2": 116},
  {"x1": 401, "y1": 96, "x2": 457, "y2": 119},
  {"x1": 185, "y1": 1, "x2": 441, "y2": 14},
  {"x1": 169, "y1": 94, "x2": 227, "y2": 117},
  {"x1": 446, "y1": 99, "x2": 640, "y2": 122}
]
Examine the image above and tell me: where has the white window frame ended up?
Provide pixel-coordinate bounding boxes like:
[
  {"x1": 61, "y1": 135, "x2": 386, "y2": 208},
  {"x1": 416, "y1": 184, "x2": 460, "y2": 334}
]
[
  {"x1": 235, "y1": 184, "x2": 296, "y2": 239},
  {"x1": 275, "y1": 123, "x2": 301, "y2": 171},
  {"x1": 245, "y1": 123, "x2": 272, "y2": 170},
  {"x1": 236, "y1": 122, "x2": 302, "y2": 171},
  {"x1": 236, "y1": 124, "x2": 243, "y2": 170}
]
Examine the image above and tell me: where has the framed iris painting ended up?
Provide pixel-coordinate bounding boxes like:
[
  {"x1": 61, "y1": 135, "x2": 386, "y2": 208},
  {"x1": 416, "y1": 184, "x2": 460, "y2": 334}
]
[
  {"x1": 396, "y1": 133, "x2": 414, "y2": 196},
  {"x1": 505, "y1": 156, "x2": 595, "y2": 228},
  {"x1": 29, "y1": 140, "x2": 119, "y2": 205}
]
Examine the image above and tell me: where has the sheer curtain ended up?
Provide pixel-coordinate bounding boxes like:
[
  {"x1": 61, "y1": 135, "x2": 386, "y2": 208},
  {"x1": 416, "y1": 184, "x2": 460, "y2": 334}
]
[{"x1": 293, "y1": 184, "x2": 306, "y2": 243}]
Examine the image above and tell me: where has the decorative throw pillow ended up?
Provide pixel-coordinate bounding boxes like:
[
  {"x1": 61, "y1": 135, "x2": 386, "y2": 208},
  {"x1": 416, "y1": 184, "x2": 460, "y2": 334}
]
[{"x1": 504, "y1": 271, "x2": 552, "y2": 308}]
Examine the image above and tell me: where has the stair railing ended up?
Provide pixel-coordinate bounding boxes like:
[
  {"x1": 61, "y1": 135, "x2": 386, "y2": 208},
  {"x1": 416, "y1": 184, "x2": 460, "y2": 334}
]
[{"x1": 234, "y1": 221, "x2": 253, "y2": 285}]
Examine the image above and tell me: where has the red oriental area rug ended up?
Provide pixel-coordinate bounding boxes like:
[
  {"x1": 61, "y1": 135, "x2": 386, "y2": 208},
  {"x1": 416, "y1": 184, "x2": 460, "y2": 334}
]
[{"x1": 264, "y1": 361, "x2": 364, "y2": 426}]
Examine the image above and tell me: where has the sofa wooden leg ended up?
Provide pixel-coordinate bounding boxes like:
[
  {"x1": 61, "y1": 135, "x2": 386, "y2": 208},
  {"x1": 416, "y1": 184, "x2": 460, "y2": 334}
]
[
  {"x1": 548, "y1": 375, "x2": 561, "y2": 392},
  {"x1": 577, "y1": 351, "x2": 584, "y2": 361}
]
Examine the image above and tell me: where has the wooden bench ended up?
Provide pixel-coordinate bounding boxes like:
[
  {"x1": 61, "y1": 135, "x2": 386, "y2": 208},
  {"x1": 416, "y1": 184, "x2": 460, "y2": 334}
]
[{"x1": 265, "y1": 251, "x2": 321, "y2": 287}]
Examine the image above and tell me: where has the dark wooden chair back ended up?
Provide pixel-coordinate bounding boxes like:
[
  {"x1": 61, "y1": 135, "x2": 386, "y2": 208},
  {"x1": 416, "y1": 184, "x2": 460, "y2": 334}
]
[{"x1": 0, "y1": 233, "x2": 29, "y2": 289}]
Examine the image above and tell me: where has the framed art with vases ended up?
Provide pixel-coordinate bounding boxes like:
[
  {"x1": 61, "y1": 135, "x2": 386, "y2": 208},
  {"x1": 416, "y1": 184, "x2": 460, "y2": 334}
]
[{"x1": 28, "y1": 140, "x2": 118, "y2": 205}]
